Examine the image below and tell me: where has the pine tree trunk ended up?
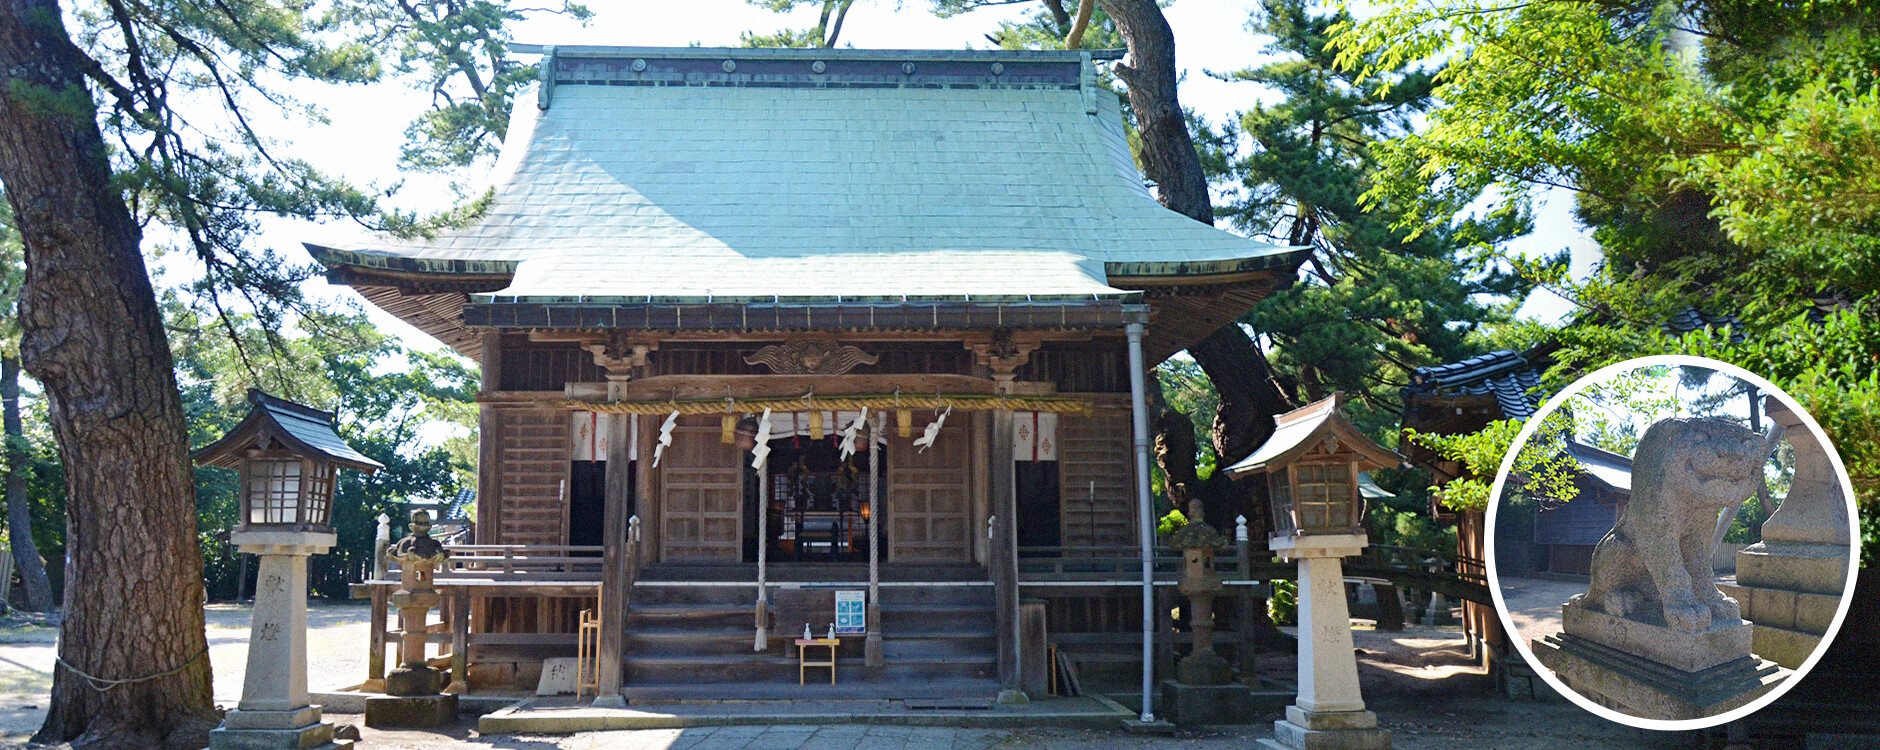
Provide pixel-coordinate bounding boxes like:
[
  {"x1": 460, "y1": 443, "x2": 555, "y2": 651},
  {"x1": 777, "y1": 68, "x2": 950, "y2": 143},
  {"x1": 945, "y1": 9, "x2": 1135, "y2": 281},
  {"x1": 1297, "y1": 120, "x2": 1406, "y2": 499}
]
[
  {"x1": 0, "y1": 0, "x2": 220, "y2": 745},
  {"x1": 1098, "y1": 0, "x2": 1292, "y2": 480},
  {"x1": 1100, "y1": 0, "x2": 1299, "y2": 653},
  {"x1": 3, "y1": 356, "x2": 54, "y2": 612}
]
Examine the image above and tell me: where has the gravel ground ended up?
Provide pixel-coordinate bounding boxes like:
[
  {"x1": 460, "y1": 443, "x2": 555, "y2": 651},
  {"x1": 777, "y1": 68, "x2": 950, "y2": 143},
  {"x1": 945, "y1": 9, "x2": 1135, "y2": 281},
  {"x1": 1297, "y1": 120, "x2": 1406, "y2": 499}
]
[
  {"x1": 0, "y1": 600, "x2": 1693, "y2": 749},
  {"x1": 0, "y1": 600, "x2": 370, "y2": 744}
]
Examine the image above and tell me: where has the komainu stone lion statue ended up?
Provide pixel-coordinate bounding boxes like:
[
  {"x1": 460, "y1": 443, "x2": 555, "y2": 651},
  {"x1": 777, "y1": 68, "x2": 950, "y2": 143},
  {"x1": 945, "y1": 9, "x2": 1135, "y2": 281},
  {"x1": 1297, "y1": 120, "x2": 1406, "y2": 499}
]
[{"x1": 1572, "y1": 417, "x2": 1784, "y2": 633}]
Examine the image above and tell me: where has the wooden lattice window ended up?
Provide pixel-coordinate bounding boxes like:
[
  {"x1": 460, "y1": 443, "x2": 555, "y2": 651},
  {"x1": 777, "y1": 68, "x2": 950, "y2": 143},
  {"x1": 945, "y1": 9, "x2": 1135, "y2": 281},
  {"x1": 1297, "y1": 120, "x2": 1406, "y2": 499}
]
[{"x1": 244, "y1": 458, "x2": 304, "y2": 525}]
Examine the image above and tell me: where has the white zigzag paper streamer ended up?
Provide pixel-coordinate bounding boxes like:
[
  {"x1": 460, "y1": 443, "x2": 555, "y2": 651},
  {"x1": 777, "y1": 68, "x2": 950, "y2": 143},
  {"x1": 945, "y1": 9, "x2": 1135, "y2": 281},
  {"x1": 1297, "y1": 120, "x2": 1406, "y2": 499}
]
[
  {"x1": 652, "y1": 410, "x2": 679, "y2": 467},
  {"x1": 750, "y1": 408, "x2": 773, "y2": 470},
  {"x1": 913, "y1": 406, "x2": 951, "y2": 453}
]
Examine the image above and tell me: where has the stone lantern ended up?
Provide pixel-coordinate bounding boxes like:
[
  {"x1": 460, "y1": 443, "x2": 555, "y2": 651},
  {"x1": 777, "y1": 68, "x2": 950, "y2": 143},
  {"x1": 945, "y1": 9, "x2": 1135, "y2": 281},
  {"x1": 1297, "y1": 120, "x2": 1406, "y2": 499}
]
[
  {"x1": 1225, "y1": 396, "x2": 1401, "y2": 750},
  {"x1": 193, "y1": 390, "x2": 382, "y2": 750}
]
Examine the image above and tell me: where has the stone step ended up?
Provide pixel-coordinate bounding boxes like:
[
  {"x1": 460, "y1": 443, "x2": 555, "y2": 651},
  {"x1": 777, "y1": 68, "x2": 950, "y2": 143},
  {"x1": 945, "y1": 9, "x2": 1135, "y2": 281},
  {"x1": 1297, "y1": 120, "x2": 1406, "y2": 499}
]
[
  {"x1": 610, "y1": 677, "x2": 1002, "y2": 701},
  {"x1": 621, "y1": 653, "x2": 995, "y2": 684}
]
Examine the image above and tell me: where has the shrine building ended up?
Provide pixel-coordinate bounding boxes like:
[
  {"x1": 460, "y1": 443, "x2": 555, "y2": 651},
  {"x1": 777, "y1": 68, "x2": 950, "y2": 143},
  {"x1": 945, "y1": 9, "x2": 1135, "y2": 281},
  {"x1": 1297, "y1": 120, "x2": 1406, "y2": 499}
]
[{"x1": 312, "y1": 46, "x2": 1307, "y2": 701}]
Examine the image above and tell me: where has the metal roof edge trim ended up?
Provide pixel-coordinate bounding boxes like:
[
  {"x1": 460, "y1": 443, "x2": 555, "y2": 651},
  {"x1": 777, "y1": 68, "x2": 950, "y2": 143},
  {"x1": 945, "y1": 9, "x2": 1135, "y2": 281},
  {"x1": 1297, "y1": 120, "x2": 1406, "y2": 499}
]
[
  {"x1": 511, "y1": 45, "x2": 1127, "y2": 62},
  {"x1": 306, "y1": 244, "x2": 521, "y2": 278},
  {"x1": 1103, "y1": 246, "x2": 1312, "y2": 282}
]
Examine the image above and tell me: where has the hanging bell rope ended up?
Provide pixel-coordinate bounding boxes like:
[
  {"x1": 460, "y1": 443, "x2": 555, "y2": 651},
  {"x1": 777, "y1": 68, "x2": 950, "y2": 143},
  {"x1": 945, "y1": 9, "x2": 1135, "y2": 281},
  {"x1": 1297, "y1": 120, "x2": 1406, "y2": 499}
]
[{"x1": 560, "y1": 393, "x2": 1092, "y2": 416}]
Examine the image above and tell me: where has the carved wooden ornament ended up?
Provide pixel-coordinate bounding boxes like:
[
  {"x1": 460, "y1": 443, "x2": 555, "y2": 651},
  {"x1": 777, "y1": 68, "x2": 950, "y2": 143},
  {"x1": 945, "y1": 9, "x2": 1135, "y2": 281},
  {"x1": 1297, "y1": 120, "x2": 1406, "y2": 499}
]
[{"x1": 743, "y1": 340, "x2": 879, "y2": 375}]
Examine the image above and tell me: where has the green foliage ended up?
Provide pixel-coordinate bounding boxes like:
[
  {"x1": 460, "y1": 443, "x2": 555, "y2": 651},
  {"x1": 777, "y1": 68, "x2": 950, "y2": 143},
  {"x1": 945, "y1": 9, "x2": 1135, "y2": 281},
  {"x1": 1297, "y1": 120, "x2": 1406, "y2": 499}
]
[
  {"x1": 173, "y1": 305, "x2": 476, "y2": 600},
  {"x1": 1157, "y1": 508, "x2": 1188, "y2": 538},
  {"x1": 1407, "y1": 413, "x2": 1578, "y2": 513},
  {"x1": 1156, "y1": 358, "x2": 1219, "y2": 479},
  {"x1": 1369, "y1": 502, "x2": 1456, "y2": 554},
  {"x1": 1334, "y1": 0, "x2": 1880, "y2": 557},
  {"x1": 1269, "y1": 578, "x2": 1297, "y2": 624},
  {"x1": 1198, "y1": 0, "x2": 1542, "y2": 425},
  {"x1": 61, "y1": 0, "x2": 585, "y2": 341}
]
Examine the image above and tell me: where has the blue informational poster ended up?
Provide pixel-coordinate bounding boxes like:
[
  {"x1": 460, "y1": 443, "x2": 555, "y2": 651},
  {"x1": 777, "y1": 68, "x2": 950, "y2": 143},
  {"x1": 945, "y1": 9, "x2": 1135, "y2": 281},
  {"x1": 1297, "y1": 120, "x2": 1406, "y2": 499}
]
[{"x1": 834, "y1": 590, "x2": 866, "y2": 635}]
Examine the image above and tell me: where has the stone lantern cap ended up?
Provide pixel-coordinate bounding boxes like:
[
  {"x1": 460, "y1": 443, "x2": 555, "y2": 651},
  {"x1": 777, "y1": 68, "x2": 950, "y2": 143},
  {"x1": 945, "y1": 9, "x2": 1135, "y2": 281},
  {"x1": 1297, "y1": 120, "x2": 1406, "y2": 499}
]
[{"x1": 192, "y1": 389, "x2": 384, "y2": 473}]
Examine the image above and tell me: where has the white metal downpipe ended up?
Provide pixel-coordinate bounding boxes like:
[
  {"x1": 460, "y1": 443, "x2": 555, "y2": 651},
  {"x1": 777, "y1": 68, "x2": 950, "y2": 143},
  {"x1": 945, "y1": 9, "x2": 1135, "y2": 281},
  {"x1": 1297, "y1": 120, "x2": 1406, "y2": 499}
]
[{"x1": 1126, "y1": 321, "x2": 1156, "y2": 723}]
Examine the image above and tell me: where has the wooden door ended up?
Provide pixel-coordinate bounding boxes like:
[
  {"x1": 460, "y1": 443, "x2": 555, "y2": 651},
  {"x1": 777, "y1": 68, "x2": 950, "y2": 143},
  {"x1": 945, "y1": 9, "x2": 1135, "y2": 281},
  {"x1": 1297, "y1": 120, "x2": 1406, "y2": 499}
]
[
  {"x1": 889, "y1": 418, "x2": 971, "y2": 562},
  {"x1": 659, "y1": 416, "x2": 743, "y2": 562}
]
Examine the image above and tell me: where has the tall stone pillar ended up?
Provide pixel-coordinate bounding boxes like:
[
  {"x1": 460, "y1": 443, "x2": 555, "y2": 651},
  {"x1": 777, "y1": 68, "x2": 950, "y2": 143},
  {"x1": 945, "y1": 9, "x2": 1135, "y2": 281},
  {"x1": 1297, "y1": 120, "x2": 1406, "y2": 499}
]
[
  {"x1": 211, "y1": 531, "x2": 349, "y2": 750},
  {"x1": 1260, "y1": 533, "x2": 1390, "y2": 750},
  {"x1": 1725, "y1": 399, "x2": 1853, "y2": 668}
]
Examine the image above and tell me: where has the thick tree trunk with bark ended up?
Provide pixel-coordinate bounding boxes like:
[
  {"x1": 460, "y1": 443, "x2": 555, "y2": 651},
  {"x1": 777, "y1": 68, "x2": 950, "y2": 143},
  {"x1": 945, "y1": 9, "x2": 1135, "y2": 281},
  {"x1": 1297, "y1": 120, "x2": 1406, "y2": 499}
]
[
  {"x1": 0, "y1": 0, "x2": 219, "y2": 745},
  {"x1": 3, "y1": 356, "x2": 54, "y2": 612},
  {"x1": 1100, "y1": 0, "x2": 1299, "y2": 651},
  {"x1": 1098, "y1": 0, "x2": 1293, "y2": 483}
]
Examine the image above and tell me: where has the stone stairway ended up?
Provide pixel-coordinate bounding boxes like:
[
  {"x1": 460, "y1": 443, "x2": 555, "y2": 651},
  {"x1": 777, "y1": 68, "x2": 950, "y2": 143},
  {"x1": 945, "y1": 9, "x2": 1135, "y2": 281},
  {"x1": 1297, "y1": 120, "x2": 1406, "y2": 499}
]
[{"x1": 617, "y1": 565, "x2": 1000, "y2": 700}]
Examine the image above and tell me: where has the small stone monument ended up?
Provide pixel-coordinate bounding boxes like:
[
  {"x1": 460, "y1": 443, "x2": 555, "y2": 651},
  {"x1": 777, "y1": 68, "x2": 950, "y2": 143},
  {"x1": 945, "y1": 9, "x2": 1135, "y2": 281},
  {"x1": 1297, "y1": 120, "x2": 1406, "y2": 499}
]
[
  {"x1": 1722, "y1": 399, "x2": 1853, "y2": 668},
  {"x1": 365, "y1": 509, "x2": 459, "y2": 728},
  {"x1": 1532, "y1": 417, "x2": 1792, "y2": 719},
  {"x1": 1159, "y1": 495, "x2": 1255, "y2": 724}
]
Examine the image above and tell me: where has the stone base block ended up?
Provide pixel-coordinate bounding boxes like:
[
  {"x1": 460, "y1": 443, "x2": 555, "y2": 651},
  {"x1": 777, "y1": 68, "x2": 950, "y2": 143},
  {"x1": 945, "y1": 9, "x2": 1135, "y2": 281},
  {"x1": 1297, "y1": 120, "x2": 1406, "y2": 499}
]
[
  {"x1": 364, "y1": 694, "x2": 459, "y2": 728},
  {"x1": 1532, "y1": 633, "x2": 1789, "y2": 720},
  {"x1": 1737, "y1": 545, "x2": 1849, "y2": 596},
  {"x1": 1175, "y1": 651, "x2": 1234, "y2": 685},
  {"x1": 209, "y1": 720, "x2": 350, "y2": 750},
  {"x1": 1562, "y1": 602, "x2": 1751, "y2": 672},
  {"x1": 1752, "y1": 622, "x2": 1824, "y2": 670},
  {"x1": 223, "y1": 706, "x2": 322, "y2": 730},
  {"x1": 1159, "y1": 680, "x2": 1256, "y2": 725},
  {"x1": 1258, "y1": 709, "x2": 1391, "y2": 750},
  {"x1": 385, "y1": 665, "x2": 443, "y2": 696}
]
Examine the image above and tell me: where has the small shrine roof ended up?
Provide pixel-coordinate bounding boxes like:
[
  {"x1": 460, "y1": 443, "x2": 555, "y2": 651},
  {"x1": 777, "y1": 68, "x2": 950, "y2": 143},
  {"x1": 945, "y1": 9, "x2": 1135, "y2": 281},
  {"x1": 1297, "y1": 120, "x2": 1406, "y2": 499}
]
[
  {"x1": 1567, "y1": 440, "x2": 1632, "y2": 493},
  {"x1": 191, "y1": 390, "x2": 383, "y2": 473},
  {"x1": 309, "y1": 47, "x2": 1305, "y2": 357},
  {"x1": 1224, "y1": 396, "x2": 1404, "y2": 476},
  {"x1": 1402, "y1": 349, "x2": 1544, "y2": 420}
]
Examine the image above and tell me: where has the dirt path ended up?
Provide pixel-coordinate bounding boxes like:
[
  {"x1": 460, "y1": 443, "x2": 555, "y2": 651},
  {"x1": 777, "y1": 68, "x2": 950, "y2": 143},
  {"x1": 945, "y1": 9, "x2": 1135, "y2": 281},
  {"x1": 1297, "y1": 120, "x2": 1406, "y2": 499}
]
[{"x1": 0, "y1": 603, "x2": 1692, "y2": 749}]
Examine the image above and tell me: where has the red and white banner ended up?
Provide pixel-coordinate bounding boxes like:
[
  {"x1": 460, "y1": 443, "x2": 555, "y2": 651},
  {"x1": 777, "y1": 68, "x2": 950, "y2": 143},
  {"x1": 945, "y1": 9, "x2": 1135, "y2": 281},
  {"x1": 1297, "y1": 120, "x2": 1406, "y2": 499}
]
[
  {"x1": 1012, "y1": 411, "x2": 1058, "y2": 461},
  {"x1": 571, "y1": 412, "x2": 638, "y2": 461}
]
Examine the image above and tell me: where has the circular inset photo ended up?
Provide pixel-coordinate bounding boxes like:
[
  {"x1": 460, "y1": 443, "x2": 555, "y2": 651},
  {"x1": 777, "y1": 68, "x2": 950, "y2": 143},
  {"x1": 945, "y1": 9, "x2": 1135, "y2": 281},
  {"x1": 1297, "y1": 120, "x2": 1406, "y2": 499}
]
[{"x1": 1486, "y1": 355, "x2": 1859, "y2": 730}]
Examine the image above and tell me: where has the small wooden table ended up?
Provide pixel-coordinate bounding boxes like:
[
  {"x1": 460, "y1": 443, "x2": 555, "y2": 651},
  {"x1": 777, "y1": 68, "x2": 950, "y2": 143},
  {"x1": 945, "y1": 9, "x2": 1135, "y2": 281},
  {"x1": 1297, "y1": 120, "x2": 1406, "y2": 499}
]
[{"x1": 795, "y1": 638, "x2": 839, "y2": 685}]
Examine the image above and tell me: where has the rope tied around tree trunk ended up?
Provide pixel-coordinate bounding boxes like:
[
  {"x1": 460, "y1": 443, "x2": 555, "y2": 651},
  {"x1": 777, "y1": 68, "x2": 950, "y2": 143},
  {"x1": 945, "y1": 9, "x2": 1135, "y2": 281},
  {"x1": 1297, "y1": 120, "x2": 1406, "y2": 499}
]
[{"x1": 55, "y1": 646, "x2": 208, "y2": 692}]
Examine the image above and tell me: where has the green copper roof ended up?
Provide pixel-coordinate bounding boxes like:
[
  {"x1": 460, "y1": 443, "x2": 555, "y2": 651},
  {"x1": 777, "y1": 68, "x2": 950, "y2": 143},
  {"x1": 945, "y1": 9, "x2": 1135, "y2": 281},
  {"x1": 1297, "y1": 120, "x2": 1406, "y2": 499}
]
[{"x1": 308, "y1": 48, "x2": 1301, "y2": 303}]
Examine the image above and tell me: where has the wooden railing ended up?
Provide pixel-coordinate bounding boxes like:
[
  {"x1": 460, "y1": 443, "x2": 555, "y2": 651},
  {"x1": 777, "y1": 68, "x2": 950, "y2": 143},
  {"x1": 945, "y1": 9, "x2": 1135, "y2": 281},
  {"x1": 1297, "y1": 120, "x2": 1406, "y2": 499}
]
[{"x1": 383, "y1": 544, "x2": 605, "y2": 582}]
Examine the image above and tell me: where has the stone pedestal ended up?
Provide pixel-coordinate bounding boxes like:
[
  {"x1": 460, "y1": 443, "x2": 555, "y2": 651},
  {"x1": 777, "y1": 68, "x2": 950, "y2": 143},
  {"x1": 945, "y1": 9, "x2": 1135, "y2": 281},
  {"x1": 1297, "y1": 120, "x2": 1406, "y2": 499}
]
[
  {"x1": 1257, "y1": 706, "x2": 1392, "y2": 750},
  {"x1": 1261, "y1": 534, "x2": 1390, "y2": 750},
  {"x1": 1532, "y1": 632, "x2": 1786, "y2": 720},
  {"x1": 365, "y1": 694, "x2": 458, "y2": 729},
  {"x1": 1725, "y1": 399, "x2": 1853, "y2": 669},
  {"x1": 1160, "y1": 680, "x2": 1256, "y2": 725},
  {"x1": 212, "y1": 531, "x2": 352, "y2": 750},
  {"x1": 1535, "y1": 595, "x2": 1792, "y2": 718}
]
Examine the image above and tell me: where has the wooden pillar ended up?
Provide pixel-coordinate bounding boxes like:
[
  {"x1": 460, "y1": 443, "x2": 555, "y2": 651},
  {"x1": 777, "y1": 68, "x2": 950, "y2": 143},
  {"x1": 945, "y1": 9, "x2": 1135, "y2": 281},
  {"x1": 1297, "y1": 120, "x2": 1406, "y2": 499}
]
[
  {"x1": 478, "y1": 330, "x2": 504, "y2": 545},
  {"x1": 365, "y1": 584, "x2": 388, "y2": 693},
  {"x1": 447, "y1": 588, "x2": 469, "y2": 693},
  {"x1": 595, "y1": 411, "x2": 634, "y2": 705},
  {"x1": 991, "y1": 409, "x2": 1020, "y2": 695}
]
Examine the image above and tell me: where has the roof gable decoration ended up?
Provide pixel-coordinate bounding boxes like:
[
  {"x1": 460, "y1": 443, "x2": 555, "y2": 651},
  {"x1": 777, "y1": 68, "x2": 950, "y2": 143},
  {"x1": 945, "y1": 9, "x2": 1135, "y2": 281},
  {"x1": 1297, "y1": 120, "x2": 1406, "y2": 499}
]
[
  {"x1": 192, "y1": 389, "x2": 383, "y2": 474},
  {"x1": 1224, "y1": 395, "x2": 1404, "y2": 477}
]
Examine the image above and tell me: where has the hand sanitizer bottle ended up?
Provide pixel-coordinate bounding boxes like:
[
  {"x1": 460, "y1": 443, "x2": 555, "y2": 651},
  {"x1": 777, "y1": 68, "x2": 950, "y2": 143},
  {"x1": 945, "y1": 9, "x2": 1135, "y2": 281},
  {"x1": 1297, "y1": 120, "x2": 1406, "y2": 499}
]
[
  {"x1": 803, "y1": 623, "x2": 812, "y2": 640},
  {"x1": 827, "y1": 623, "x2": 836, "y2": 640}
]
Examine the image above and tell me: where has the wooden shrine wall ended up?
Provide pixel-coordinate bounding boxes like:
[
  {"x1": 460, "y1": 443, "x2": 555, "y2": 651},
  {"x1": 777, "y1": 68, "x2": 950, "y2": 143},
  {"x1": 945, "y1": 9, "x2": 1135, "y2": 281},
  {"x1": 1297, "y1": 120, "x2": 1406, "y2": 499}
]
[
  {"x1": 1057, "y1": 411, "x2": 1136, "y2": 549},
  {"x1": 490, "y1": 404, "x2": 570, "y2": 546},
  {"x1": 888, "y1": 416, "x2": 974, "y2": 562},
  {"x1": 657, "y1": 414, "x2": 744, "y2": 562}
]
